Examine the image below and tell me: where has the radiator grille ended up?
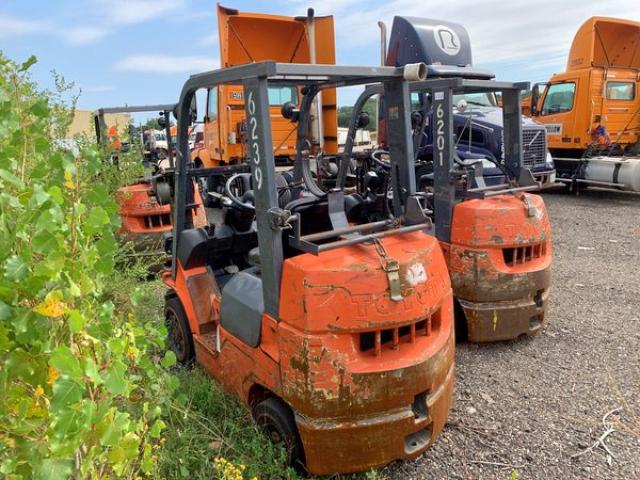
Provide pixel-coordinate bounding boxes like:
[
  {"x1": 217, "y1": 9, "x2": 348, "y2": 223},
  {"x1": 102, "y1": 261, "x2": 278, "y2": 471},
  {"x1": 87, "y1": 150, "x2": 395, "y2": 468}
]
[
  {"x1": 359, "y1": 309, "x2": 441, "y2": 357},
  {"x1": 145, "y1": 213, "x2": 172, "y2": 229},
  {"x1": 502, "y1": 242, "x2": 547, "y2": 267},
  {"x1": 522, "y1": 127, "x2": 547, "y2": 169}
]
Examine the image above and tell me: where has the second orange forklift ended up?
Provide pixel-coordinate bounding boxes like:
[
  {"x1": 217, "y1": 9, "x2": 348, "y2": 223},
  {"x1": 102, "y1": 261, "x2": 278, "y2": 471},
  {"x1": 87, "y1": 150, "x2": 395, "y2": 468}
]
[{"x1": 338, "y1": 17, "x2": 552, "y2": 342}]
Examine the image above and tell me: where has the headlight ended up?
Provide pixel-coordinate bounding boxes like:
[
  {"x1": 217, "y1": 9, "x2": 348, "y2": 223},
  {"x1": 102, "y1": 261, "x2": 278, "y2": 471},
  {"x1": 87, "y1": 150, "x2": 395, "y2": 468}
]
[
  {"x1": 481, "y1": 158, "x2": 496, "y2": 169},
  {"x1": 545, "y1": 151, "x2": 555, "y2": 168}
]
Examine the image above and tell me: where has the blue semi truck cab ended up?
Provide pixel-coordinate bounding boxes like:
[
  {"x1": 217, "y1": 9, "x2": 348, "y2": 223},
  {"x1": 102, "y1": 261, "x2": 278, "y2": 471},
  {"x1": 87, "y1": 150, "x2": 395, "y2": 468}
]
[{"x1": 384, "y1": 16, "x2": 556, "y2": 187}]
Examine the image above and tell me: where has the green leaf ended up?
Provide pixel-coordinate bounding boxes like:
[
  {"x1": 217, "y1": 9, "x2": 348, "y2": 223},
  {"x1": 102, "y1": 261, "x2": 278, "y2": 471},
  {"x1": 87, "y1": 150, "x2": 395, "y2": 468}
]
[
  {"x1": 35, "y1": 459, "x2": 72, "y2": 480},
  {"x1": 84, "y1": 357, "x2": 102, "y2": 385},
  {"x1": 47, "y1": 185, "x2": 64, "y2": 205},
  {"x1": 161, "y1": 351, "x2": 177, "y2": 368},
  {"x1": 120, "y1": 432, "x2": 140, "y2": 459},
  {"x1": 0, "y1": 168, "x2": 25, "y2": 188},
  {"x1": 68, "y1": 310, "x2": 85, "y2": 333},
  {"x1": 103, "y1": 360, "x2": 128, "y2": 396},
  {"x1": 30, "y1": 99, "x2": 49, "y2": 117},
  {"x1": 86, "y1": 206, "x2": 111, "y2": 233},
  {"x1": 18, "y1": 54, "x2": 37, "y2": 72},
  {"x1": 98, "y1": 410, "x2": 130, "y2": 446},
  {"x1": 50, "y1": 346, "x2": 83, "y2": 380},
  {"x1": 0, "y1": 300, "x2": 12, "y2": 320},
  {"x1": 50, "y1": 377, "x2": 83, "y2": 411},
  {"x1": 4, "y1": 255, "x2": 29, "y2": 281},
  {"x1": 31, "y1": 229, "x2": 59, "y2": 254},
  {"x1": 149, "y1": 419, "x2": 166, "y2": 438}
]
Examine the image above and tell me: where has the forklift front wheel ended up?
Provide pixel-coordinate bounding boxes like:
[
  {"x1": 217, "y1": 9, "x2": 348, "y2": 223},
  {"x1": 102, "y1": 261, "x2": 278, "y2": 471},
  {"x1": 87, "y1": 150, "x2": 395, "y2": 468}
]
[
  {"x1": 165, "y1": 296, "x2": 195, "y2": 365},
  {"x1": 253, "y1": 397, "x2": 305, "y2": 469}
]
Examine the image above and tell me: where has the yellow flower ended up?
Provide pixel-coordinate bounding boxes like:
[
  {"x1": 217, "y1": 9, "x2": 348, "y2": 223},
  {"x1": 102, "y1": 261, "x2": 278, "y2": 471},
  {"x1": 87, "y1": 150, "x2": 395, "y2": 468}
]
[
  {"x1": 34, "y1": 385, "x2": 44, "y2": 398},
  {"x1": 34, "y1": 291, "x2": 66, "y2": 318},
  {"x1": 126, "y1": 346, "x2": 138, "y2": 362},
  {"x1": 64, "y1": 170, "x2": 75, "y2": 190},
  {"x1": 47, "y1": 366, "x2": 60, "y2": 385}
]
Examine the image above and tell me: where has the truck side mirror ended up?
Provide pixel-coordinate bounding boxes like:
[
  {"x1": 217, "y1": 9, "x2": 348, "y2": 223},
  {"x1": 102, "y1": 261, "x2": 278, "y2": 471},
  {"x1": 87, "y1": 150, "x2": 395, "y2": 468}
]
[
  {"x1": 158, "y1": 116, "x2": 166, "y2": 129},
  {"x1": 410, "y1": 111, "x2": 423, "y2": 129},
  {"x1": 531, "y1": 84, "x2": 540, "y2": 116},
  {"x1": 189, "y1": 97, "x2": 198, "y2": 124},
  {"x1": 356, "y1": 111, "x2": 370, "y2": 129},
  {"x1": 281, "y1": 101, "x2": 300, "y2": 122}
]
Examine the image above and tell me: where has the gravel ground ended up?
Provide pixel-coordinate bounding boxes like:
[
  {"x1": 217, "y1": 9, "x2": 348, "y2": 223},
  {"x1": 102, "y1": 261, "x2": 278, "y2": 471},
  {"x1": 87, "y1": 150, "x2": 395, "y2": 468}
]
[{"x1": 385, "y1": 188, "x2": 640, "y2": 480}]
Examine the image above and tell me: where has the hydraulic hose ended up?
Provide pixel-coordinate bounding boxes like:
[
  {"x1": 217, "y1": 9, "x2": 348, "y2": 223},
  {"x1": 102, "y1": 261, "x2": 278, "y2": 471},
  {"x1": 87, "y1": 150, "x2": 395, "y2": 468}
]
[{"x1": 301, "y1": 151, "x2": 326, "y2": 198}]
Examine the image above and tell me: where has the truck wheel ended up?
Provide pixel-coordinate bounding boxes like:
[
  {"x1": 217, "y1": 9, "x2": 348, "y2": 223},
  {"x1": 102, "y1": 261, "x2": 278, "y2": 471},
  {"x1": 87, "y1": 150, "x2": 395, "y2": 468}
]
[
  {"x1": 253, "y1": 397, "x2": 305, "y2": 469},
  {"x1": 165, "y1": 296, "x2": 194, "y2": 365}
]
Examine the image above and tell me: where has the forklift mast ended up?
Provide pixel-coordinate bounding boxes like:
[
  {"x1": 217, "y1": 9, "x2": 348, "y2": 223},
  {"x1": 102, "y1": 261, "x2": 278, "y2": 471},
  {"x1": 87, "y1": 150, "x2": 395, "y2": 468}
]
[
  {"x1": 172, "y1": 61, "x2": 427, "y2": 316},
  {"x1": 341, "y1": 77, "x2": 539, "y2": 244},
  {"x1": 94, "y1": 103, "x2": 176, "y2": 169}
]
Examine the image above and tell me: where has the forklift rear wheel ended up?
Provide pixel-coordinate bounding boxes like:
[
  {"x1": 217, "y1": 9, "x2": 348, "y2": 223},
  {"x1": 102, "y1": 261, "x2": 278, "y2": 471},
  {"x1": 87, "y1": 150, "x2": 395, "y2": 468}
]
[
  {"x1": 453, "y1": 298, "x2": 469, "y2": 342},
  {"x1": 253, "y1": 397, "x2": 305, "y2": 469},
  {"x1": 165, "y1": 297, "x2": 195, "y2": 365}
]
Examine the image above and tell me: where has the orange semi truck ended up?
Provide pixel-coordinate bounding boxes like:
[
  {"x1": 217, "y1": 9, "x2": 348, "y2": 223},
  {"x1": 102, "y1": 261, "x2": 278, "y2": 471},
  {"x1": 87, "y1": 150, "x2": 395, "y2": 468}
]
[
  {"x1": 530, "y1": 17, "x2": 640, "y2": 192},
  {"x1": 192, "y1": 4, "x2": 338, "y2": 168}
]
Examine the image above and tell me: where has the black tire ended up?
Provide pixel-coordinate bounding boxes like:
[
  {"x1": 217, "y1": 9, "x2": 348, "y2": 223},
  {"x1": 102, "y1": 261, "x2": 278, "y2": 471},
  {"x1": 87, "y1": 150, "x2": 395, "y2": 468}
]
[
  {"x1": 252, "y1": 397, "x2": 305, "y2": 469},
  {"x1": 453, "y1": 298, "x2": 469, "y2": 343},
  {"x1": 165, "y1": 296, "x2": 195, "y2": 365}
]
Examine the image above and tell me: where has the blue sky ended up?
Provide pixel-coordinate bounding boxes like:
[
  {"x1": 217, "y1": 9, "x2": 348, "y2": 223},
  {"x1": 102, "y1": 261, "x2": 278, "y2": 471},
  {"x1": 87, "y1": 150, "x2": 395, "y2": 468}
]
[{"x1": 1, "y1": 0, "x2": 639, "y2": 123}]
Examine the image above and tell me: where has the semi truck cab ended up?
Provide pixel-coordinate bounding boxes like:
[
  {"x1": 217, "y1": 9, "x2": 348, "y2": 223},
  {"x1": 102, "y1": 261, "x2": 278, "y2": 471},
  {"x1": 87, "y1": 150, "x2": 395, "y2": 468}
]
[
  {"x1": 383, "y1": 16, "x2": 556, "y2": 188},
  {"x1": 192, "y1": 4, "x2": 338, "y2": 168},
  {"x1": 529, "y1": 16, "x2": 640, "y2": 191}
]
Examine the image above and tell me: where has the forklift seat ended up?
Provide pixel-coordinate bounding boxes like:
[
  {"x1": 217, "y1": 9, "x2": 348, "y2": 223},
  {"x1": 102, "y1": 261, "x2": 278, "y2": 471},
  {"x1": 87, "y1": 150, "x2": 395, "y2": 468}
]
[{"x1": 219, "y1": 268, "x2": 263, "y2": 347}]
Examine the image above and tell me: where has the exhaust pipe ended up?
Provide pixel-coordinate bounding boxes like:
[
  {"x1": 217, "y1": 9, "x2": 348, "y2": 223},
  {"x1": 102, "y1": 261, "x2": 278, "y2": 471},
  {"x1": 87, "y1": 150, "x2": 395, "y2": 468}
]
[
  {"x1": 378, "y1": 21, "x2": 387, "y2": 66},
  {"x1": 307, "y1": 8, "x2": 323, "y2": 150},
  {"x1": 403, "y1": 63, "x2": 427, "y2": 81}
]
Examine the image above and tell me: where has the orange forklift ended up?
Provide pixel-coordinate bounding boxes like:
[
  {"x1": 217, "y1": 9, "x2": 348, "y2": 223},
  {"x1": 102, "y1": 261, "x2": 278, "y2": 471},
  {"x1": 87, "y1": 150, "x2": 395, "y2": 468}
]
[
  {"x1": 338, "y1": 18, "x2": 552, "y2": 342},
  {"x1": 162, "y1": 61, "x2": 454, "y2": 475},
  {"x1": 191, "y1": 4, "x2": 338, "y2": 169},
  {"x1": 95, "y1": 105, "x2": 206, "y2": 256}
]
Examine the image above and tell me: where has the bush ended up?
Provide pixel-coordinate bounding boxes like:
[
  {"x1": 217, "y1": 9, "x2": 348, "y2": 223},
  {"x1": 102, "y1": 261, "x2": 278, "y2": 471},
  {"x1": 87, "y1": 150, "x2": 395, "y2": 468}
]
[{"x1": 0, "y1": 54, "x2": 176, "y2": 478}]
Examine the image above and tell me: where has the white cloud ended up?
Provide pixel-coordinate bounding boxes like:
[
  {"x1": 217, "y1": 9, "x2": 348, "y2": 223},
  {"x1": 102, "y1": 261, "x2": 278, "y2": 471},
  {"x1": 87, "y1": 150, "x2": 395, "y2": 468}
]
[
  {"x1": 0, "y1": 0, "x2": 188, "y2": 46},
  {"x1": 114, "y1": 54, "x2": 216, "y2": 74},
  {"x1": 303, "y1": 0, "x2": 640, "y2": 73},
  {"x1": 82, "y1": 85, "x2": 115, "y2": 93},
  {"x1": 198, "y1": 33, "x2": 218, "y2": 48},
  {"x1": 0, "y1": 14, "x2": 50, "y2": 37},
  {"x1": 62, "y1": 26, "x2": 111, "y2": 46},
  {"x1": 99, "y1": 0, "x2": 187, "y2": 26}
]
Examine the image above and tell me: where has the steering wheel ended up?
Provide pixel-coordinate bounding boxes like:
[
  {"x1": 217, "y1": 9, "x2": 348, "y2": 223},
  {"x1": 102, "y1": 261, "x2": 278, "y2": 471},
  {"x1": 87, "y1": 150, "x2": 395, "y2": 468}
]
[
  {"x1": 224, "y1": 173, "x2": 255, "y2": 211},
  {"x1": 370, "y1": 149, "x2": 391, "y2": 169}
]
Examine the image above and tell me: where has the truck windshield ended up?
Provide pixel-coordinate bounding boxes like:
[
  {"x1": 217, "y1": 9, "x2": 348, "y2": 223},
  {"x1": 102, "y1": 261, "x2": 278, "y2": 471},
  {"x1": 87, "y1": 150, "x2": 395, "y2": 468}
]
[
  {"x1": 268, "y1": 86, "x2": 298, "y2": 106},
  {"x1": 409, "y1": 92, "x2": 497, "y2": 109},
  {"x1": 453, "y1": 92, "x2": 497, "y2": 107},
  {"x1": 541, "y1": 82, "x2": 576, "y2": 115}
]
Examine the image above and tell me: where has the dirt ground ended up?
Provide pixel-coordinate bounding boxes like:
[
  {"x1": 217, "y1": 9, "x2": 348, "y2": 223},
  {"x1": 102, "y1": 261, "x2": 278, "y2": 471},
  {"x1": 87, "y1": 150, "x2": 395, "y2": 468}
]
[{"x1": 385, "y1": 188, "x2": 640, "y2": 480}]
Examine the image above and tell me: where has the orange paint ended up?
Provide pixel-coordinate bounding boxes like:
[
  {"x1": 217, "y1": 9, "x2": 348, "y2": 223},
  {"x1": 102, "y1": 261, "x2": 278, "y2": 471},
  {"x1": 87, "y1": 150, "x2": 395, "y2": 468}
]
[{"x1": 447, "y1": 193, "x2": 552, "y2": 342}]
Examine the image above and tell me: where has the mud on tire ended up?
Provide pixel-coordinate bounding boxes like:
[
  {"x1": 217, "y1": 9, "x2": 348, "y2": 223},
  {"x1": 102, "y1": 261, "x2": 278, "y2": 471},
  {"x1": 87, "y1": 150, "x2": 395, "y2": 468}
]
[
  {"x1": 165, "y1": 296, "x2": 195, "y2": 365},
  {"x1": 252, "y1": 397, "x2": 305, "y2": 470}
]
